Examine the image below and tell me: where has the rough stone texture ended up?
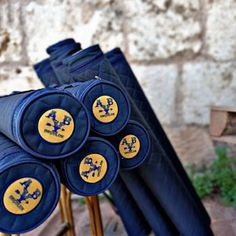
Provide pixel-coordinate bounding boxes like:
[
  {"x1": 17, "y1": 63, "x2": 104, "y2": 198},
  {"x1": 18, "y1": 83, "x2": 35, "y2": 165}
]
[
  {"x1": 1, "y1": 1, "x2": 236, "y2": 235},
  {"x1": 132, "y1": 64, "x2": 178, "y2": 124},
  {"x1": 0, "y1": 1, "x2": 23, "y2": 63},
  {"x1": 23, "y1": 1, "x2": 69, "y2": 64},
  {"x1": 23, "y1": 0, "x2": 125, "y2": 64},
  {"x1": 66, "y1": 0, "x2": 125, "y2": 52},
  {"x1": 0, "y1": 66, "x2": 43, "y2": 96},
  {"x1": 125, "y1": 0, "x2": 202, "y2": 61},
  {"x1": 1, "y1": 0, "x2": 236, "y2": 126},
  {"x1": 182, "y1": 62, "x2": 236, "y2": 125},
  {"x1": 205, "y1": 2, "x2": 236, "y2": 61}
]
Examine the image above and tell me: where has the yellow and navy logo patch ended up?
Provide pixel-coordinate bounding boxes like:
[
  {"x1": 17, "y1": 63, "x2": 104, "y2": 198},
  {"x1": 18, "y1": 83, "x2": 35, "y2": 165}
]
[
  {"x1": 38, "y1": 108, "x2": 74, "y2": 143},
  {"x1": 79, "y1": 154, "x2": 107, "y2": 183},
  {"x1": 92, "y1": 95, "x2": 118, "y2": 123},
  {"x1": 119, "y1": 134, "x2": 141, "y2": 159},
  {"x1": 3, "y1": 178, "x2": 43, "y2": 215}
]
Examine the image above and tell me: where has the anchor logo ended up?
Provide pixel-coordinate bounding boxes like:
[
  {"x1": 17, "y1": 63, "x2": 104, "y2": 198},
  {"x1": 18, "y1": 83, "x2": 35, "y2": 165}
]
[
  {"x1": 46, "y1": 110, "x2": 72, "y2": 133},
  {"x1": 14, "y1": 179, "x2": 41, "y2": 204},
  {"x1": 121, "y1": 136, "x2": 137, "y2": 153},
  {"x1": 79, "y1": 154, "x2": 108, "y2": 183},
  {"x1": 4, "y1": 177, "x2": 43, "y2": 215},
  {"x1": 95, "y1": 97, "x2": 114, "y2": 116},
  {"x1": 119, "y1": 135, "x2": 141, "y2": 159},
  {"x1": 38, "y1": 109, "x2": 74, "y2": 143},
  {"x1": 92, "y1": 96, "x2": 118, "y2": 123}
]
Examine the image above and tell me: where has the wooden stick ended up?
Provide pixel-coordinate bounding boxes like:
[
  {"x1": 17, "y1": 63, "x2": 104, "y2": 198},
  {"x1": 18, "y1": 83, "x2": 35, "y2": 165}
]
[
  {"x1": 66, "y1": 190, "x2": 76, "y2": 236},
  {"x1": 91, "y1": 196, "x2": 103, "y2": 236},
  {"x1": 85, "y1": 197, "x2": 97, "y2": 236},
  {"x1": 59, "y1": 197, "x2": 65, "y2": 223},
  {"x1": 60, "y1": 185, "x2": 76, "y2": 236}
]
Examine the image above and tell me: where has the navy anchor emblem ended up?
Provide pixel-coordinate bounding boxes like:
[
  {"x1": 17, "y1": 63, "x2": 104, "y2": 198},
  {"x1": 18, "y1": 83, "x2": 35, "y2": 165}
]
[
  {"x1": 46, "y1": 110, "x2": 72, "y2": 133},
  {"x1": 81, "y1": 157, "x2": 103, "y2": 179},
  {"x1": 95, "y1": 98, "x2": 114, "y2": 115},
  {"x1": 122, "y1": 136, "x2": 137, "y2": 153},
  {"x1": 15, "y1": 179, "x2": 41, "y2": 204}
]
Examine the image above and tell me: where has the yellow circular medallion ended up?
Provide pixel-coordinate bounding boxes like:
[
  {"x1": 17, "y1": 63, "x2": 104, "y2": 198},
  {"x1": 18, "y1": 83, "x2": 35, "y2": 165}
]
[
  {"x1": 119, "y1": 134, "x2": 141, "y2": 159},
  {"x1": 79, "y1": 154, "x2": 108, "y2": 183},
  {"x1": 38, "y1": 108, "x2": 74, "y2": 143},
  {"x1": 3, "y1": 177, "x2": 43, "y2": 215},
  {"x1": 92, "y1": 95, "x2": 118, "y2": 123}
]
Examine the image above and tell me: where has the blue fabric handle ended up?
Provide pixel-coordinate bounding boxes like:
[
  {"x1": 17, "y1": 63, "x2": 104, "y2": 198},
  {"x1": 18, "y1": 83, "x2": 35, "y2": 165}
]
[
  {"x1": 57, "y1": 45, "x2": 213, "y2": 236},
  {"x1": 0, "y1": 133, "x2": 60, "y2": 234},
  {"x1": 0, "y1": 88, "x2": 90, "y2": 159}
]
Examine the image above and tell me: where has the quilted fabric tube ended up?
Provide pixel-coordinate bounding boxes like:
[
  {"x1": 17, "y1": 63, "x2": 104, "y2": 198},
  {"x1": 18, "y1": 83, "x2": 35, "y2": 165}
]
[
  {"x1": 48, "y1": 39, "x2": 81, "y2": 84},
  {"x1": 34, "y1": 58, "x2": 59, "y2": 86},
  {"x1": 109, "y1": 120, "x2": 151, "y2": 169},
  {"x1": 59, "y1": 137, "x2": 120, "y2": 196},
  {"x1": 33, "y1": 53, "x2": 154, "y2": 236},
  {"x1": 0, "y1": 133, "x2": 60, "y2": 234},
  {"x1": 34, "y1": 38, "x2": 81, "y2": 87},
  {"x1": 59, "y1": 79, "x2": 131, "y2": 136},
  {"x1": 56, "y1": 45, "x2": 213, "y2": 236},
  {"x1": 0, "y1": 88, "x2": 90, "y2": 159},
  {"x1": 109, "y1": 177, "x2": 152, "y2": 236},
  {"x1": 106, "y1": 47, "x2": 211, "y2": 225},
  {"x1": 119, "y1": 170, "x2": 178, "y2": 236}
]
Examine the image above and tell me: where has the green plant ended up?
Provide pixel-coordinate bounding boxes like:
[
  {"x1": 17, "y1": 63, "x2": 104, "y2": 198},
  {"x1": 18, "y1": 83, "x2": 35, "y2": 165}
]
[{"x1": 188, "y1": 147, "x2": 236, "y2": 208}]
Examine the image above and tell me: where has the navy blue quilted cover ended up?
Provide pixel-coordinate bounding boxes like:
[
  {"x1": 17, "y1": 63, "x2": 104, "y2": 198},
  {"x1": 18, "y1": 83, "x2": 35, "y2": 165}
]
[
  {"x1": 106, "y1": 48, "x2": 211, "y2": 225},
  {"x1": 109, "y1": 176, "x2": 151, "y2": 236},
  {"x1": 0, "y1": 88, "x2": 90, "y2": 159},
  {"x1": 33, "y1": 40, "x2": 213, "y2": 236},
  {"x1": 0, "y1": 133, "x2": 60, "y2": 234},
  {"x1": 57, "y1": 79, "x2": 131, "y2": 136},
  {"x1": 119, "y1": 170, "x2": 178, "y2": 236},
  {"x1": 33, "y1": 41, "x2": 155, "y2": 236},
  {"x1": 56, "y1": 45, "x2": 213, "y2": 236},
  {"x1": 59, "y1": 137, "x2": 120, "y2": 196},
  {"x1": 108, "y1": 120, "x2": 151, "y2": 169},
  {"x1": 34, "y1": 38, "x2": 81, "y2": 87}
]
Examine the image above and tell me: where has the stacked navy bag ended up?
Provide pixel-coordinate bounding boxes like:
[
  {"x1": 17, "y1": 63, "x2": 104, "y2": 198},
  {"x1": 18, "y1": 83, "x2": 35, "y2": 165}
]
[
  {"x1": 109, "y1": 176, "x2": 152, "y2": 236},
  {"x1": 34, "y1": 38, "x2": 81, "y2": 87},
  {"x1": 56, "y1": 80, "x2": 131, "y2": 136},
  {"x1": 34, "y1": 40, "x2": 176, "y2": 235},
  {"x1": 0, "y1": 133, "x2": 60, "y2": 234},
  {"x1": 0, "y1": 88, "x2": 90, "y2": 159},
  {"x1": 45, "y1": 43, "x2": 213, "y2": 236},
  {"x1": 106, "y1": 47, "x2": 211, "y2": 225},
  {"x1": 59, "y1": 137, "x2": 120, "y2": 196}
]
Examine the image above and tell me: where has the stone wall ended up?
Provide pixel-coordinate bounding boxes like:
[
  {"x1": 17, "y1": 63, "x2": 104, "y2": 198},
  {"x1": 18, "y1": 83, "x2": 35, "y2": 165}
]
[{"x1": 1, "y1": 0, "x2": 236, "y2": 162}]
